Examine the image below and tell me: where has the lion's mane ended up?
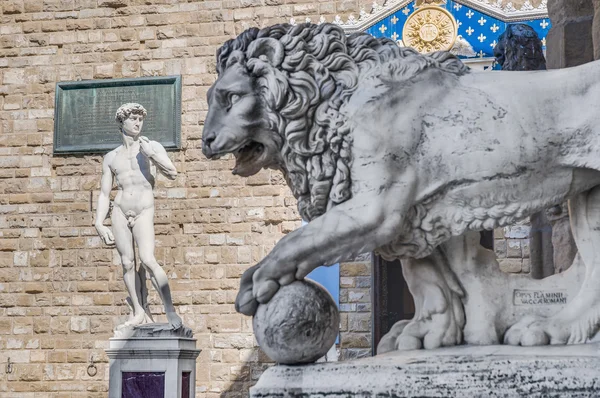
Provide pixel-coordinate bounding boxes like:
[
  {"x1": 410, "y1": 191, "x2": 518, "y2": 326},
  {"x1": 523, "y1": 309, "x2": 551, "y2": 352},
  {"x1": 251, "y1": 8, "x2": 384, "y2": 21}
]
[{"x1": 216, "y1": 23, "x2": 469, "y2": 221}]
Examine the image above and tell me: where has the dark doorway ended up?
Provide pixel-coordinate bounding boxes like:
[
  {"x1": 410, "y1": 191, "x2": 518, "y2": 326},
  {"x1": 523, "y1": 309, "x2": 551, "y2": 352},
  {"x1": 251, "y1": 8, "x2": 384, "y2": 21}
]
[{"x1": 371, "y1": 256, "x2": 414, "y2": 354}]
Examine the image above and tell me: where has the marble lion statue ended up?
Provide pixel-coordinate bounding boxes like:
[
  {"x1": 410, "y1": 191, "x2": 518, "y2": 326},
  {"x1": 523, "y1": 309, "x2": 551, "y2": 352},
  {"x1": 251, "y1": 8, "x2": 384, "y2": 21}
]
[{"x1": 203, "y1": 23, "x2": 600, "y2": 351}]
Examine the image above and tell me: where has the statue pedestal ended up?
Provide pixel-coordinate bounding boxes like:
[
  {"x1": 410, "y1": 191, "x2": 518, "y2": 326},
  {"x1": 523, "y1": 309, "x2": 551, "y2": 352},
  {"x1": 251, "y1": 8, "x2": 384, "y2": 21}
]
[
  {"x1": 106, "y1": 324, "x2": 201, "y2": 398},
  {"x1": 251, "y1": 344, "x2": 600, "y2": 397}
]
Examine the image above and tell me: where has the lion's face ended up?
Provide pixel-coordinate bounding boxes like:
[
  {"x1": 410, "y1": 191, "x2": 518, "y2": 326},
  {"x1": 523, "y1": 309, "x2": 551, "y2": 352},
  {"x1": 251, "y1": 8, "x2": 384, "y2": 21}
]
[{"x1": 202, "y1": 64, "x2": 281, "y2": 177}]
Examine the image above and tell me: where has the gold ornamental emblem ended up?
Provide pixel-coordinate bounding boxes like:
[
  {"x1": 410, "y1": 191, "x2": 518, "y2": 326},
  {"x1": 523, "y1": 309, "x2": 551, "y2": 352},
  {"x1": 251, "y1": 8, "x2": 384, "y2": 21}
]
[{"x1": 402, "y1": 6, "x2": 458, "y2": 53}]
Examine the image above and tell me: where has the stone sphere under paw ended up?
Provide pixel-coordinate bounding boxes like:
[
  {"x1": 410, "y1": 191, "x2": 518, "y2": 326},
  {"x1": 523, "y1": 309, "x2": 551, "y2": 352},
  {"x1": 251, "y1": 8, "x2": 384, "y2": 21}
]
[{"x1": 253, "y1": 279, "x2": 340, "y2": 365}]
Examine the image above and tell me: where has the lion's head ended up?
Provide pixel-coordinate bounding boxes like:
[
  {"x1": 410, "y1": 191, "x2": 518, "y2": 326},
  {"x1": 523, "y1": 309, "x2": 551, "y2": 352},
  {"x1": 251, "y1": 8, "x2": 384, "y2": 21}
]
[
  {"x1": 202, "y1": 53, "x2": 282, "y2": 177},
  {"x1": 493, "y1": 24, "x2": 546, "y2": 71},
  {"x1": 204, "y1": 23, "x2": 468, "y2": 220}
]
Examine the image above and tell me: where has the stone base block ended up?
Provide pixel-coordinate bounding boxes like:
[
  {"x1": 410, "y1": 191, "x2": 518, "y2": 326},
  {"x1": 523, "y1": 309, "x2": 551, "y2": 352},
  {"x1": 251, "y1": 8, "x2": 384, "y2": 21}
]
[
  {"x1": 546, "y1": 18, "x2": 594, "y2": 68},
  {"x1": 251, "y1": 344, "x2": 600, "y2": 397},
  {"x1": 106, "y1": 325, "x2": 201, "y2": 398}
]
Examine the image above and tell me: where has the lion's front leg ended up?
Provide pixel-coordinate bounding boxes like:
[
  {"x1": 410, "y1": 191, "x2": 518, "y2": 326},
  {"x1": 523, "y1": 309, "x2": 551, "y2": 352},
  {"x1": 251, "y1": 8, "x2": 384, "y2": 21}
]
[{"x1": 236, "y1": 174, "x2": 417, "y2": 316}]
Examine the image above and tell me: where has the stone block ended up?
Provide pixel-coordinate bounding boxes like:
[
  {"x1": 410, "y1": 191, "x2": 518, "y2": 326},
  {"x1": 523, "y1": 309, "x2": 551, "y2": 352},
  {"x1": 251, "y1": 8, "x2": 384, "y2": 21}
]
[
  {"x1": 548, "y1": 0, "x2": 594, "y2": 25},
  {"x1": 499, "y1": 258, "x2": 522, "y2": 273},
  {"x1": 41, "y1": 21, "x2": 66, "y2": 32},
  {"x1": 503, "y1": 225, "x2": 530, "y2": 239},
  {"x1": 17, "y1": 364, "x2": 43, "y2": 381},
  {"x1": 251, "y1": 345, "x2": 600, "y2": 397},
  {"x1": 594, "y1": 0, "x2": 600, "y2": 60},
  {"x1": 93, "y1": 63, "x2": 115, "y2": 80},
  {"x1": 547, "y1": 17, "x2": 595, "y2": 68},
  {"x1": 507, "y1": 240, "x2": 522, "y2": 258},
  {"x1": 23, "y1": 0, "x2": 42, "y2": 12},
  {"x1": 3, "y1": 0, "x2": 24, "y2": 14},
  {"x1": 107, "y1": 333, "x2": 200, "y2": 398}
]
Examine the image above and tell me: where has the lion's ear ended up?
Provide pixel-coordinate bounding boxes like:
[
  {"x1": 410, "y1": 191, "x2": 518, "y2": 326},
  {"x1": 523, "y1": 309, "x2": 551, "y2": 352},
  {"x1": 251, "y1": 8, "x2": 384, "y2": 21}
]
[{"x1": 247, "y1": 38, "x2": 284, "y2": 67}]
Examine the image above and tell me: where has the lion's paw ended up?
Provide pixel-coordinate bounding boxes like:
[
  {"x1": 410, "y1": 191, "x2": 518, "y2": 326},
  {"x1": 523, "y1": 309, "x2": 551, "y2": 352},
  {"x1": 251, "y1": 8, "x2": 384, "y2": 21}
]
[
  {"x1": 377, "y1": 303, "x2": 463, "y2": 354},
  {"x1": 393, "y1": 318, "x2": 462, "y2": 351},
  {"x1": 503, "y1": 315, "x2": 566, "y2": 346},
  {"x1": 396, "y1": 315, "x2": 463, "y2": 351},
  {"x1": 377, "y1": 320, "x2": 411, "y2": 354}
]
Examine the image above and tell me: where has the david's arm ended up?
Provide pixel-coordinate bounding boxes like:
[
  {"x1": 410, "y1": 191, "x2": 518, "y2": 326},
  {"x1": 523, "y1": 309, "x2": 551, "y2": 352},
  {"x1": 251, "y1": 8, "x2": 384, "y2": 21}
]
[
  {"x1": 95, "y1": 154, "x2": 115, "y2": 245},
  {"x1": 143, "y1": 138, "x2": 177, "y2": 180}
]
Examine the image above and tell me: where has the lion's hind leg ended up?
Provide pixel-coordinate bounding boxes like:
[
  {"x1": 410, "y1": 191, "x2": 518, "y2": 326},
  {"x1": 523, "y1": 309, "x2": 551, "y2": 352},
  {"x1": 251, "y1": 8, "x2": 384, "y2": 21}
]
[
  {"x1": 377, "y1": 250, "x2": 465, "y2": 353},
  {"x1": 504, "y1": 186, "x2": 600, "y2": 346}
]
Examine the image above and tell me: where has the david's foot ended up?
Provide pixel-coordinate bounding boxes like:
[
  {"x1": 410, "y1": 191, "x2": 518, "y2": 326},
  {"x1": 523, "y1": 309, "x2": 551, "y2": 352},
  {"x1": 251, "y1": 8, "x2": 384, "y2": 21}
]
[
  {"x1": 167, "y1": 311, "x2": 183, "y2": 330},
  {"x1": 121, "y1": 311, "x2": 147, "y2": 328}
]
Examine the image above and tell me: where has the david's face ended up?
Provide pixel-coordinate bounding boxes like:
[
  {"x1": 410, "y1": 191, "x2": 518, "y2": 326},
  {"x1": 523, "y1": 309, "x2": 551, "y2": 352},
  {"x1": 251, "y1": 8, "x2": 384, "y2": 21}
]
[{"x1": 121, "y1": 113, "x2": 144, "y2": 137}]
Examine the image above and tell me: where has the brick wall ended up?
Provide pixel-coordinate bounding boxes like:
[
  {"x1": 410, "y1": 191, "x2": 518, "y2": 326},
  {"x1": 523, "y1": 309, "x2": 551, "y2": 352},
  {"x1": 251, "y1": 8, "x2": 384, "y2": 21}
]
[
  {"x1": 494, "y1": 222, "x2": 531, "y2": 274},
  {"x1": 0, "y1": 1, "x2": 372, "y2": 396},
  {"x1": 339, "y1": 260, "x2": 371, "y2": 360}
]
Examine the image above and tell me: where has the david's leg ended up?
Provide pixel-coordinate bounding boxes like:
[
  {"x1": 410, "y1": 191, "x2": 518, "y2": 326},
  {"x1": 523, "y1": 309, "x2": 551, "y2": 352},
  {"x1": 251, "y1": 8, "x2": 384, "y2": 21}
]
[
  {"x1": 137, "y1": 264, "x2": 154, "y2": 323},
  {"x1": 133, "y1": 210, "x2": 182, "y2": 329},
  {"x1": 112, "y1": 208, "x2": 146, "y2": 326}
]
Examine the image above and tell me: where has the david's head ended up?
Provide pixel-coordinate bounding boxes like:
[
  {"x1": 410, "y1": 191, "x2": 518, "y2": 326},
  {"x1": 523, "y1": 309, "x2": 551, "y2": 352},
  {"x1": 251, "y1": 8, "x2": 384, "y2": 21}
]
[{"x1": 116, "y1": 103, "x2": 147, "y2": 138}]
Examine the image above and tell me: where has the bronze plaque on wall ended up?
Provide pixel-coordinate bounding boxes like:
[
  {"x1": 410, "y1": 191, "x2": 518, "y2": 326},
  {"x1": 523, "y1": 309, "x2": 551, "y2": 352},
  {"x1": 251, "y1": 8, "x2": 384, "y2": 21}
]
[{"x1": 53, "y1": 76, "x2": 181, "y2": 154}]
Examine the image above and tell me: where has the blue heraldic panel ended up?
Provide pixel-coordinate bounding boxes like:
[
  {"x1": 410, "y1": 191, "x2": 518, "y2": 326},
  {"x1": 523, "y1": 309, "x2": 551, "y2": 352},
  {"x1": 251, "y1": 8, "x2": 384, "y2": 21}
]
[{"x1": 366, "y1": 0, "x2": 551, "y2": 60}]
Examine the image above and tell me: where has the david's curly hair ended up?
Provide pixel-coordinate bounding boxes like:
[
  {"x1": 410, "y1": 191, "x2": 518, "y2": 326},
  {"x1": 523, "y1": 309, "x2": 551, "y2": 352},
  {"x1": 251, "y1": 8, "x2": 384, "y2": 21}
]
[
  {"x1": 115, "y1": 103, "x2": 147, "y2": 124},
  {"x1": 216, "y1": 23, "x2": 469, "y2": 221}
]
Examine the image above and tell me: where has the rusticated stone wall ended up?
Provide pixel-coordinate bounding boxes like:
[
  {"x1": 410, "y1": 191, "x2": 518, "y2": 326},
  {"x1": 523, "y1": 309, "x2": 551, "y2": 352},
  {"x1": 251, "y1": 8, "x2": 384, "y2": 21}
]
[{"x1": 0, "y1": 1, "x2": 372, "y2": 396}]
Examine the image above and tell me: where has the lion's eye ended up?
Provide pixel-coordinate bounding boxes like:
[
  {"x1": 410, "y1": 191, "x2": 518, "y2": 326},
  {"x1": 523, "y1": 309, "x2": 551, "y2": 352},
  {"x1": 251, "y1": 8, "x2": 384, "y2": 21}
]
[{"x1": 230, "y1": 94, "x2": 241, "y2": 105}]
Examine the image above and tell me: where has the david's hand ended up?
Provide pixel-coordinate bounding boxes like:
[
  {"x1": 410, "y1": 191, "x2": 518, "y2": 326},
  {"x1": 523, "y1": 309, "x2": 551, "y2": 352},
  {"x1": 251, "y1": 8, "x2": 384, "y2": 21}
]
[
  {"x1": 95, "y1": 224, "x2": 115, "y2": 246},
  {"x1": 139, "y1": 136, "x2": 156, "y2": 158}
]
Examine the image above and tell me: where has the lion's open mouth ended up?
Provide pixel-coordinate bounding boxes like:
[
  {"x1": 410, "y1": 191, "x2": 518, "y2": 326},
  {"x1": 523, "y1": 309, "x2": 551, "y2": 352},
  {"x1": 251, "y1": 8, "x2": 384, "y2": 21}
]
[{"x1": 232, "y1": 141, "x2": 265, "y2": 176}]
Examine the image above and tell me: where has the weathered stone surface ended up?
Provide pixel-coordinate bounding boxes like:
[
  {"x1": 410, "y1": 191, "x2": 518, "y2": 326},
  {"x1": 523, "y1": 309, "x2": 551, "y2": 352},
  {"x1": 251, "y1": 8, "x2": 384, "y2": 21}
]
[
  {"x1": 252, "y1": 344, "x2": 600, "y2": 397},
  {"x1": 547, "y1": 0, "x2": 595, "y2": 68},
  {"x1": 594, "y1": 0, "x2": 600, "y2": 59},
  {"x1": 550, "y1": 216, "x2": 577, "y2": 274},
  {"x1": 548, "y1": 0, "x2": 593, "y2": 24},
  {"x1": 253, "y1": 280, "x2": 339, "y2": 365}
]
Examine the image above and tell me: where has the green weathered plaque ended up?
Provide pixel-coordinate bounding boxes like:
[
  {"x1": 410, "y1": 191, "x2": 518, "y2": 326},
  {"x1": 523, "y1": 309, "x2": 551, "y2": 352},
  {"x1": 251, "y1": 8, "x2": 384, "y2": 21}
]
[{"x1": 53, "y1": 76, "x2": 181, "y2": 154}]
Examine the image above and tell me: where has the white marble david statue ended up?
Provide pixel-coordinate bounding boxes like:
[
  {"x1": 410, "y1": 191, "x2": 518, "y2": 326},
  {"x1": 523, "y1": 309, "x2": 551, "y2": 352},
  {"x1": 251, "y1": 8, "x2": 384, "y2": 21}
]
[{"x1": 95, "y1": 103, "x2": 183, "y2": 332}]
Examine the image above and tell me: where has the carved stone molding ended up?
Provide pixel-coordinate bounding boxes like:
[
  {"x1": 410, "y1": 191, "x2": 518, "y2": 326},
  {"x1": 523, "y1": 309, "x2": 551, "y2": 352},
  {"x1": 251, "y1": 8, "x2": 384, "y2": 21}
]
[{"x1": 290, "y1": 0, "x2": 549, "y2": 33}]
